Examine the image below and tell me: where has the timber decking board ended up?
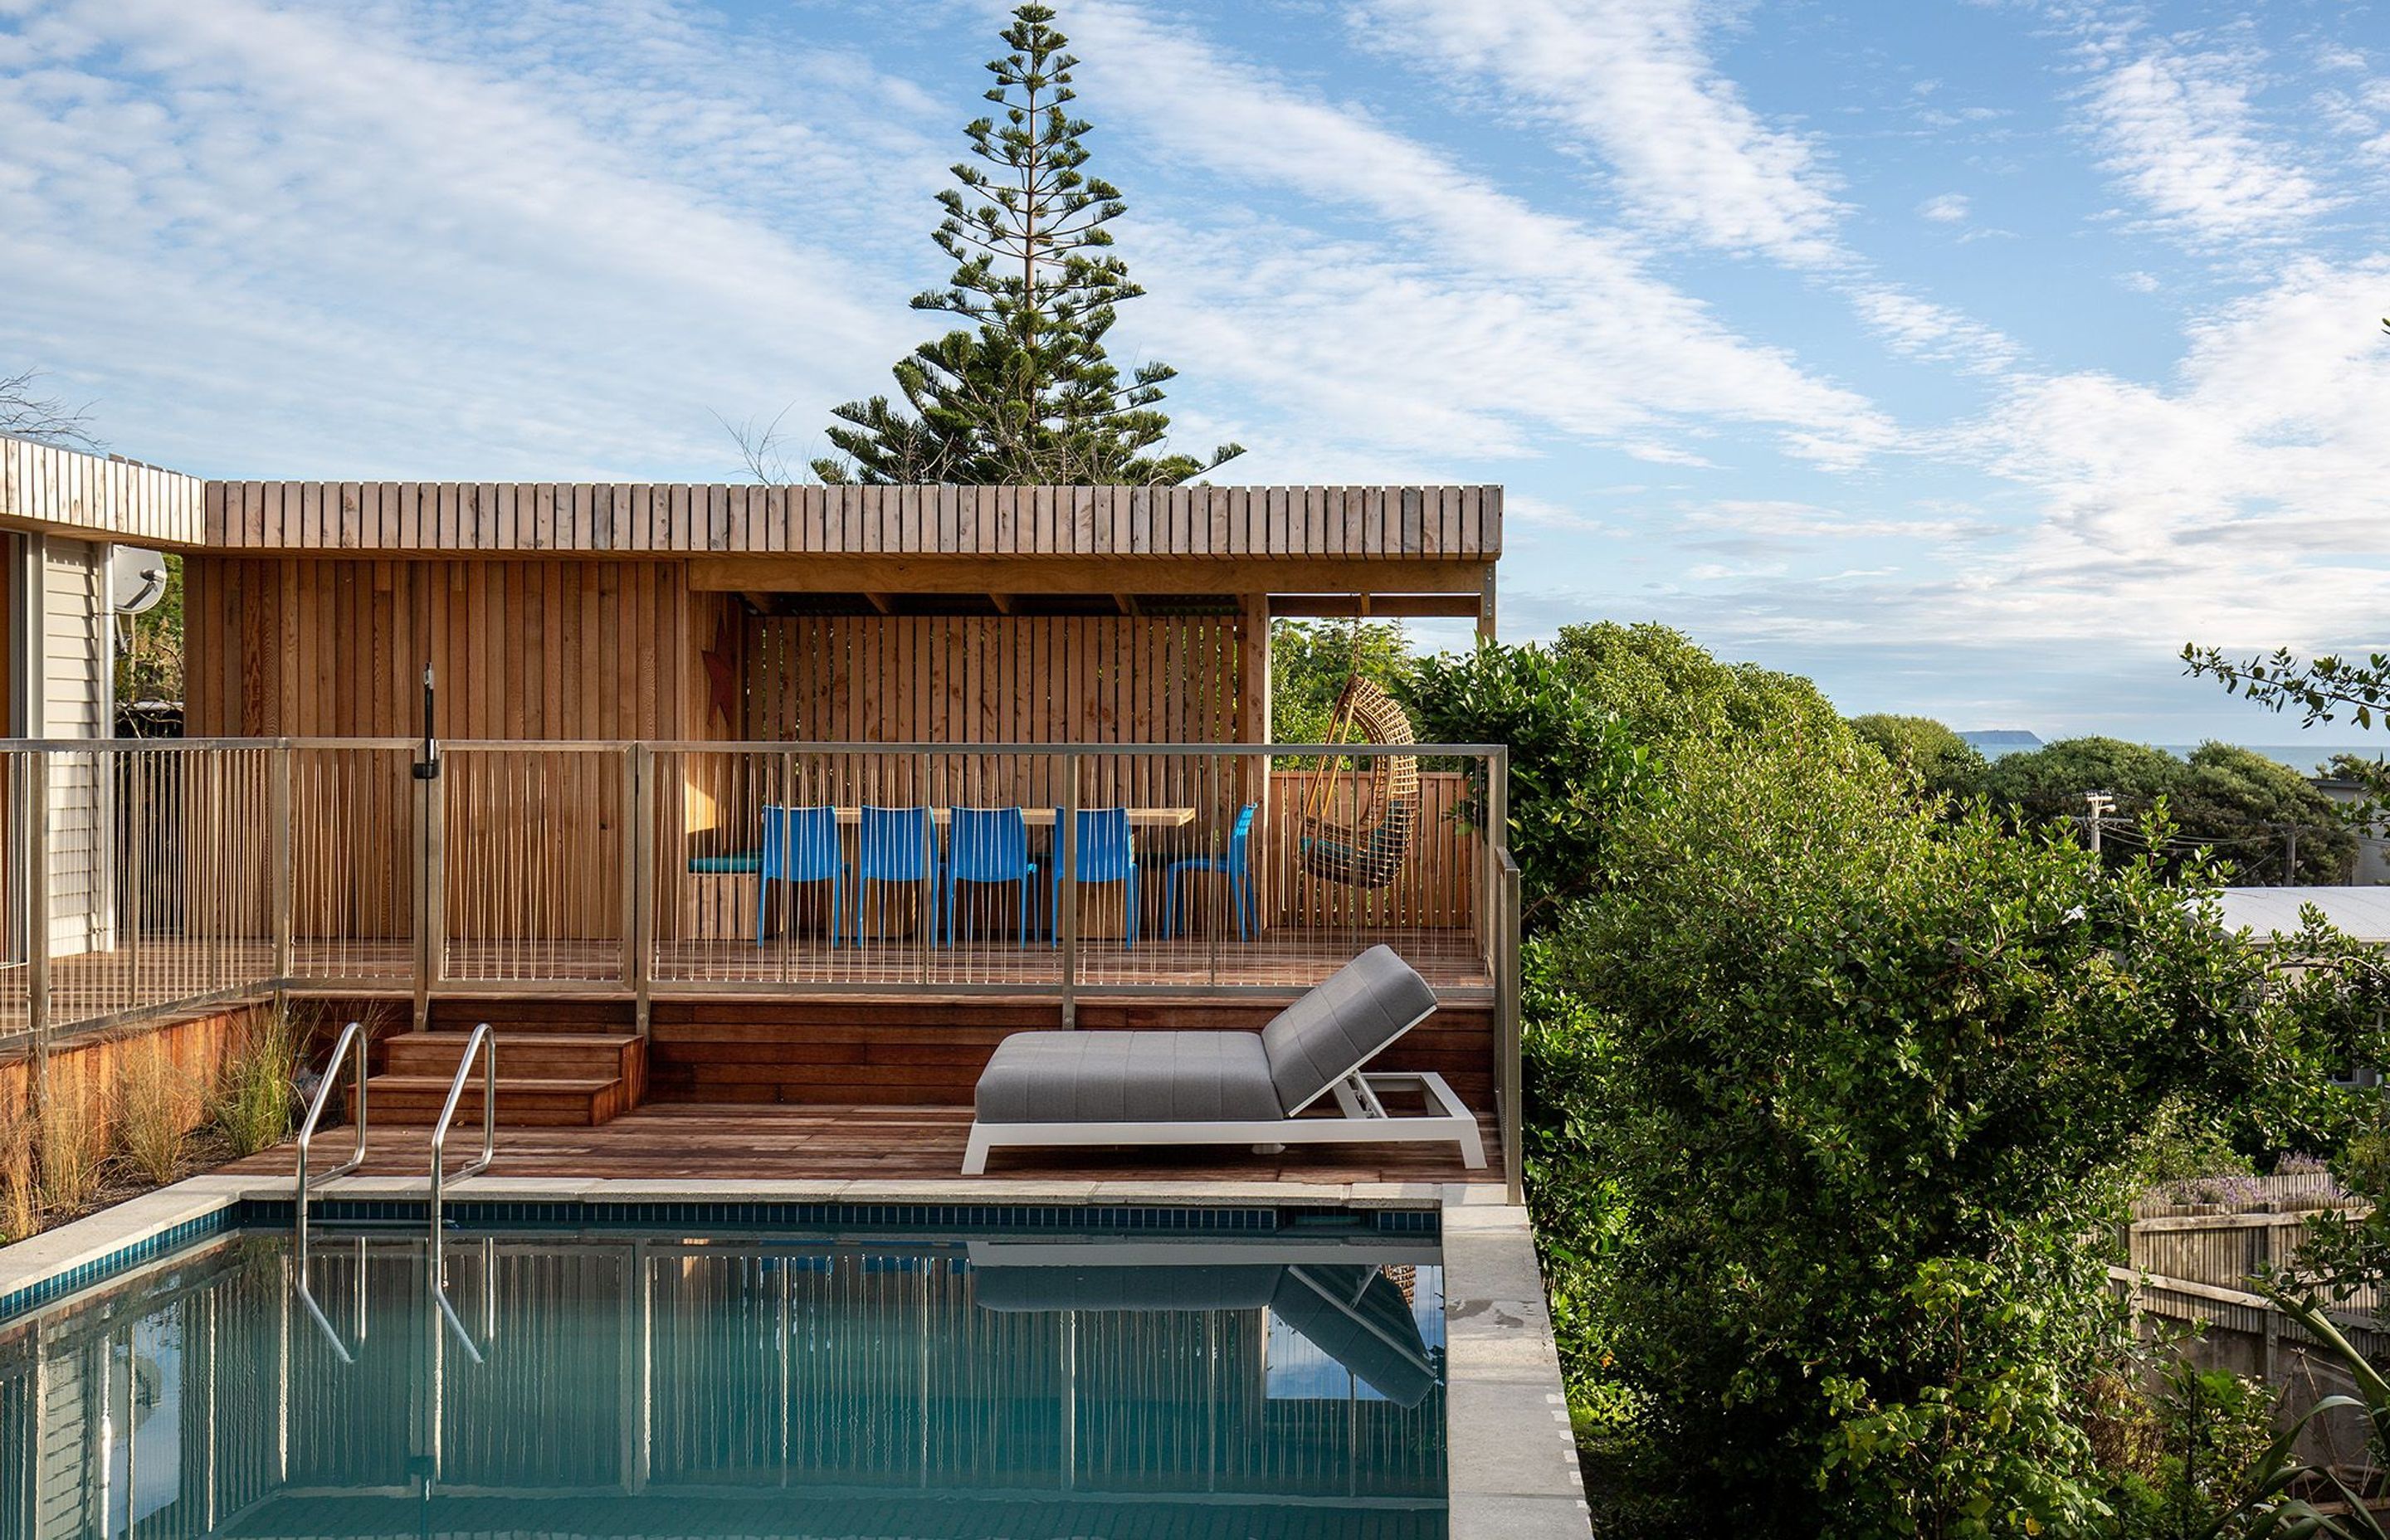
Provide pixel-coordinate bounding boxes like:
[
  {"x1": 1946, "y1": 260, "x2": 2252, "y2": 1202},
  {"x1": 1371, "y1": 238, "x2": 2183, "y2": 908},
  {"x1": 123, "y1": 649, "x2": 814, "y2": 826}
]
[
  {"x1": 14, "y1": 927, "x2": 1495, "y2": 1038},
  {"x1": 221, "y1": 1100, "x2": 1501, "y2": 1185}
]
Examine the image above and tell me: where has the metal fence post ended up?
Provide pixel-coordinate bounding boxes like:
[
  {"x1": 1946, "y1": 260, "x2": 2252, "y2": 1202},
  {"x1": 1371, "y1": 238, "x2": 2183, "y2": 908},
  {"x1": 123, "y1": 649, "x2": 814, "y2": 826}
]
[
  {"x1": 1499, "y1": 852, "x2": 1524, "y2": 1206},
  {"x1": 27, "y1": 753, "x2": 51, "y2": 1102},
  {"x1": 1059, "y1": 750, "x2": 1079, "y2": 1030},
  {"x1": 414, "y1": 757, "x2": 445, "y2": 1034},
  {"x1": 270, "y1": 744, "x2": 294, "y2": 985},
  {"x1": 918, "y1": 751, "x2": 934, "y2": 985},
  {"x1": 1488, "y1": 748, "x2": 1524, "y2": 1205},
  {"x1": 626, "y1": 744, "x2": 652, "y2": 1036}
]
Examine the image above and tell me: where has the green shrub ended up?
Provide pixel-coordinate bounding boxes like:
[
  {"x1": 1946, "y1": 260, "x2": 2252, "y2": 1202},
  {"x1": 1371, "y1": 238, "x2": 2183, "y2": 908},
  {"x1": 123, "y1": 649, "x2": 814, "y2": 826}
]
[
  {"x1": 1508, "y1": 639, "x2": 2328, "y2": 1533},
  {"x1": 1849, "y1": 713, "x2": 1991, "y2": 802}
]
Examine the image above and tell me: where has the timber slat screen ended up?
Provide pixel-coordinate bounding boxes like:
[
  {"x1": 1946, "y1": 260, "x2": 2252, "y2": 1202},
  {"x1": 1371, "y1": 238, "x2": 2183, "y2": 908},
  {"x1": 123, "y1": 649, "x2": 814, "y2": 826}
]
[
  {"x1": 744, "y1": 615, "x2": 1238, "y2": 745},
  {"x1": 0, "y1": 435, "x2": 206, "y2": 546},
  {"x1": 2, "y1": 740, "x2": 1508, "y2": 1050},
  {"x1": 201, "y1": 483, "x2": 1500, "y2": 558}
]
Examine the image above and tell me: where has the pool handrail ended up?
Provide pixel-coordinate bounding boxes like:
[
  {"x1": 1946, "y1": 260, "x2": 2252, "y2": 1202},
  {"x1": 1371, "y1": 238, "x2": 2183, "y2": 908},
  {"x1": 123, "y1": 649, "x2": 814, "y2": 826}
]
[
  {"x1": 427, "y1": 1022, "x2": 496, "y2": 1241},
  {"x1": 294, "y1": 1020, "x2": 369, "y2": 1253}
]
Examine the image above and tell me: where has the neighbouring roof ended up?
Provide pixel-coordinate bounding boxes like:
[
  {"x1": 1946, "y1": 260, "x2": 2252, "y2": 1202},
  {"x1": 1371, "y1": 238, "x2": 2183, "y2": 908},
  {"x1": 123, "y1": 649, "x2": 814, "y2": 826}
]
[
  {"x1": 0, "y1": 434, "x2": 205, "y2": 547},
  {"x1": 2213, "y1": 885, "x2": 2390, "y2": 943}
]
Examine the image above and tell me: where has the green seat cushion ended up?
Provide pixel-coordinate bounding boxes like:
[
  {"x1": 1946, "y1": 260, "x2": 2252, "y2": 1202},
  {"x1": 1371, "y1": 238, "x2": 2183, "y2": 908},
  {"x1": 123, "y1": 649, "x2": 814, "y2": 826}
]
[{"x1": 688, "y1": 853, "x2": 762, "y2": 875}]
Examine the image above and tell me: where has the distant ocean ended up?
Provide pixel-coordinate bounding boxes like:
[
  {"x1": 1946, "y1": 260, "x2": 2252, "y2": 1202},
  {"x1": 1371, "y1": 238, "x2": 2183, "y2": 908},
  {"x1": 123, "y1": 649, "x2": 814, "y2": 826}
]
[{"x1": 1959, "y1": 732, "x2": 2387, "y2": 772}]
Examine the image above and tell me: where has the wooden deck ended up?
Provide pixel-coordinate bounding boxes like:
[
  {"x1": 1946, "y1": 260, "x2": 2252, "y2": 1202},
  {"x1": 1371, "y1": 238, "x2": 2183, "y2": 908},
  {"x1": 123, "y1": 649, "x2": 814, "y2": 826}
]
[
  {"x1": 12, "y1": 927, "x2": 1493, "y2": 1040},
  {"x1": 223, "y1": 1101, "x2": 1502, "y2": 1187}
]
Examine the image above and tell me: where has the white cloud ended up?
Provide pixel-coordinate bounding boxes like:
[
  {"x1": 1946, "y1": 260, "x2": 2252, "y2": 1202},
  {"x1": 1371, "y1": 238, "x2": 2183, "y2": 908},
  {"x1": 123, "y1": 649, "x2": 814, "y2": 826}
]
[
  {"x1": 0, "y1": 0, "x2": 940, "y2": 476},
  {"x1": 1679, "y1": 500, "x2": 1997, "y2": 546},
  {"x1": 2082, "y1": 41, "x2": 2336, "y2": 244},
  {"x1": 1955, "y1": 258, "x2": 2390, "y2": 650},
  {"x1": 1849, "y1": 285, "x2": 2025, "y2": 377},
  {"x1": 1064, "y1": 1, "x2": 1894, "y2": 468},
  {"x1": 1918, "y1": 192, "x2": 1972, "y2": 222},
  {"x1": 1350, "y1": 0, "x2": 1848, "y2": 267}
]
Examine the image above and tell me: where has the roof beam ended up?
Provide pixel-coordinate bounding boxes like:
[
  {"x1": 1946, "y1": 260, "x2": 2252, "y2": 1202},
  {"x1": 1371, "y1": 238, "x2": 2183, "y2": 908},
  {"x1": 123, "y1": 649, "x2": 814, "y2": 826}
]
[
  {"x1": 688, "y1": 554, "x2": 1494, "y2": 597},
  {"x1": 1269, "y1": 594, "x2": 1489, "y2": 619}
]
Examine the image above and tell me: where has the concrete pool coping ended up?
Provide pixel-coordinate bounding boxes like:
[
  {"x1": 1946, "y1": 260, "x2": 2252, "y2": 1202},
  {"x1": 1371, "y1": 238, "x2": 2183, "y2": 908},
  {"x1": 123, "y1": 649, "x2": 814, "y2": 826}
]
[{"x1": 2, "y1": 1172, "x2": 1591, "y2": 1540}]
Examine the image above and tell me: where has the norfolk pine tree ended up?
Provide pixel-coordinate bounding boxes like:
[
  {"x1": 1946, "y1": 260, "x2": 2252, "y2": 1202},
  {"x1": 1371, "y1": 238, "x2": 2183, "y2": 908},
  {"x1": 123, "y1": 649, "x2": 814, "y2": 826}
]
[{"x1": 812, "y1": 4, "x2": 1240, "y2": 485}]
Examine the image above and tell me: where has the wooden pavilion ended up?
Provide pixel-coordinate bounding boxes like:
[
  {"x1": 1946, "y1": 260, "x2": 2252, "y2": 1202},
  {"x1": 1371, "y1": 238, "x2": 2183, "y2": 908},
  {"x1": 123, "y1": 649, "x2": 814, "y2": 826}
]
[{"x1": 5, "y1": 440, "x2": 1519, "y2": 1188}]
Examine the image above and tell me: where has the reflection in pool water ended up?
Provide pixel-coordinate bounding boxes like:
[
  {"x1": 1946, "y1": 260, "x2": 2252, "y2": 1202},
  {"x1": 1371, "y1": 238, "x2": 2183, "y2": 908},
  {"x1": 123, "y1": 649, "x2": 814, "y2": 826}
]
[{"x1": 0, "y1": 1229, "x2": 1447, "y2": 1540}]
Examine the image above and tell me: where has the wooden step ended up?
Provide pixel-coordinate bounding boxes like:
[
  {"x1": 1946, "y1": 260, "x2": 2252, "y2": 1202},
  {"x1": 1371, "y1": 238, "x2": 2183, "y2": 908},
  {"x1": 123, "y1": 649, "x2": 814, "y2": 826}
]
[
  {"x1": 357, "y1": 1075, "x2": 631, "y2": 1128},
  {"x1": 428, "y1": 998, "x2": 636, "y2": 1036},
  {"x1": 383, "y1": 1031, "x2": 641, "y2": 1082}
]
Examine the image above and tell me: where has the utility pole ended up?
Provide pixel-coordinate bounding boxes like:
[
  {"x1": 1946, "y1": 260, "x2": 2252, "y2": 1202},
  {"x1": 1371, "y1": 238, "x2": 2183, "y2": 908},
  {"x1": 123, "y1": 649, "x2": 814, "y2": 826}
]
[
  {"x1": 2275, "y1": 821, "x2": 2299, "y2": 886},
  {"x1": 2084, "y1": 791, "x2": 2115, "y2": 857}
]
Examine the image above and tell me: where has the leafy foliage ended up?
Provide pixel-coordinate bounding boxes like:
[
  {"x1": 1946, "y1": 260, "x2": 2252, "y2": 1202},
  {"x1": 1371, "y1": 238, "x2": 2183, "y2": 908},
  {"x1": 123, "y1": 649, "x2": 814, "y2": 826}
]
[
  {"x1": 2194, "y1": 1286, "x2": 2390, "y2": 1538},
  {"x1": 1851, "y1": 712, "x2": 1992, "y2": 801},
  {"x1": 1978, "y1": 737, "x2": 2353, "y2": 882},
  {"x1": 2095, "y1": 1352, "x2": 2280, "y2": 1540},
  {"x1": 2183, "y1": 645, "x2": 2390, "y2": 733},
  {"x1": 812, "y1": 5, "x2": 1239, "y2": 485},
  {"x1": 1552, "y1": 619, "x2": 1846, "y2": 749},
  {"x1": 1544, "y1": 730, "x2": 2319, "y2": 1533},
  {"x1": 1269, "y1": 620, "x2": 1414, "y2": 746},
  {"x1": 1456, "y1": 626, "x2": 2352, "y2": 1533},
  {"x1": 1402, "y1": 641, "x2": 1646, "y2": 933}
]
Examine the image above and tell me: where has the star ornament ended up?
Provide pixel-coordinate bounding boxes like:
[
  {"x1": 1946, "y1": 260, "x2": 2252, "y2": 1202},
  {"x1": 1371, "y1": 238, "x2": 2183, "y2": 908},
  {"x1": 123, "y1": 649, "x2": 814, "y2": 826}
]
[{"x1": 701, "y1": 612, "x2": 739, "y2": 731}]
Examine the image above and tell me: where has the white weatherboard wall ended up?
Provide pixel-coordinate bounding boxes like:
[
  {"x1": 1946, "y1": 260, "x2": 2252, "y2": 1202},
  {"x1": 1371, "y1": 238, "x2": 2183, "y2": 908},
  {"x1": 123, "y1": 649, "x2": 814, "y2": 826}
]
[{"x1": 36, "y1": 533, "x2": 114, "y2": 957}]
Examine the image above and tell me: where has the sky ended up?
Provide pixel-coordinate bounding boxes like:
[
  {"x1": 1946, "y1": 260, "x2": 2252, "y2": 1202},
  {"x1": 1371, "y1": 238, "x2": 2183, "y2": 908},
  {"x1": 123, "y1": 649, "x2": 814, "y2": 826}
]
[{"x1": 2, "y1": 0, "x2": 2386, "y2": 743}]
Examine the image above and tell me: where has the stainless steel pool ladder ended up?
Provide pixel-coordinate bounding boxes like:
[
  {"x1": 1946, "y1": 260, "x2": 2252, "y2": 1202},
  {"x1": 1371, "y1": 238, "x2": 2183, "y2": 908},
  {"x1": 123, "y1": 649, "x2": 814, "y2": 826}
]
[
  {"x1": 295, "y1": 1021, "x2": 369, "y2": 1254},
  {"x1": 428, "y1": 1022, "x2": 496, "y2": 1241}
]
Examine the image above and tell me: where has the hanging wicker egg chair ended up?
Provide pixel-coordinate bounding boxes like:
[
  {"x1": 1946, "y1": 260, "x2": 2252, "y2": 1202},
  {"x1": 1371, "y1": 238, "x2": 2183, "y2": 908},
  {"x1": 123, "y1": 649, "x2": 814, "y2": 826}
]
[{"x1": 1295, "y1": 674, "x2": 1420, "y2": 889}]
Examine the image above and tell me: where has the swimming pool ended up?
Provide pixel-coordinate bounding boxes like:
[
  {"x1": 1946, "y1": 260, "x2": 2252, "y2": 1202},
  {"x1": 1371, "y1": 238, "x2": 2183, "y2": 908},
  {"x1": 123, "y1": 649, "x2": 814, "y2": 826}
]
[{"x1": 0, "y1": 1207, "x2": 1448, "y2": 1540}]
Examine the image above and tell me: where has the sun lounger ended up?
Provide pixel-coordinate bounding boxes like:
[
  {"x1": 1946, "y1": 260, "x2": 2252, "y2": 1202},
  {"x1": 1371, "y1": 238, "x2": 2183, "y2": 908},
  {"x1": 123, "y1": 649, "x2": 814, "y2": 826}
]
[{"x1": 962, "y1": 944, "x2": 1485, "y2": 1174}]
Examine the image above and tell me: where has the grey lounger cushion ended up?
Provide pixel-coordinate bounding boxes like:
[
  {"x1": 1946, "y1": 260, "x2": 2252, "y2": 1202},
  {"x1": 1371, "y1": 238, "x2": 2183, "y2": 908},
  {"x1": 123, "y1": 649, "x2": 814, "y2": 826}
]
[
  {"x1": 1259, "y1": 944, "x2": 1438, "y2": 1114},
  {"x1": 974, "y1": 1031, "x2": 1282, "y2": 1124},
  {"x1": 973, "y1": 946, "x2": 1440, "y2": 1126}
]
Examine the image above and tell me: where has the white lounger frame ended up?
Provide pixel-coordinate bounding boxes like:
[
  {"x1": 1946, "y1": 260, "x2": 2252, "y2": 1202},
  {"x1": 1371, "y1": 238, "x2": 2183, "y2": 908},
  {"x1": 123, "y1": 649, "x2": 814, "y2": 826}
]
[{"x1": 961, "y1": 1068, "x2": 1486, "y2": 1175}]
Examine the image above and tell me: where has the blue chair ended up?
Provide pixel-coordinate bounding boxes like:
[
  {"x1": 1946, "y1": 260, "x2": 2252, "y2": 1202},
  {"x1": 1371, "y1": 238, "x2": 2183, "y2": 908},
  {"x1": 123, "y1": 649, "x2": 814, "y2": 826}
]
[
  {"x1": 855, "y1": 806, "x2": 936, "y2": 945},
  {"x1": 1051, "y1": 807, "x2": 1139, "y2": 949},
  {"x1": 1163, "y1": 803, "x2": 1257, "y2": 941},
  {"x1": 944, "y1": 807, "x2": 1039, "y2": 947},
  {"x1": 757, "y1": 805, "x2": 844, "y2": 947}
]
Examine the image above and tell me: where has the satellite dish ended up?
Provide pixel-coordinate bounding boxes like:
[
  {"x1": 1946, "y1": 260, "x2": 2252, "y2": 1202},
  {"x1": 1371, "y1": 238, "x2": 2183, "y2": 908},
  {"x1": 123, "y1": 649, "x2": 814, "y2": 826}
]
[{"x1": 111, "y1": 548, "x2": 167, "y2": 615}]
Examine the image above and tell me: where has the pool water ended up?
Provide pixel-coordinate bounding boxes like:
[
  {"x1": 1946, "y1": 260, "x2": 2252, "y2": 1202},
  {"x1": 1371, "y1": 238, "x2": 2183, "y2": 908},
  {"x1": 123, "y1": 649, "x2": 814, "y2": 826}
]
[{"x1": 0, "y1": 1225, "x2": 1447, "y2": 1540}]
